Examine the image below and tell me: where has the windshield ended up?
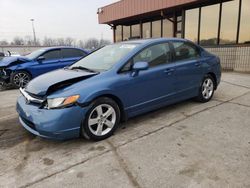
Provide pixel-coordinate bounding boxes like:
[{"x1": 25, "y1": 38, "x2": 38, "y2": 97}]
[
  {"x1": 25, "y1": 49, "x2": 45, "y2": 59},
  {"x1": 70, "y1": 43, "x2": 138, "y2": 72}
]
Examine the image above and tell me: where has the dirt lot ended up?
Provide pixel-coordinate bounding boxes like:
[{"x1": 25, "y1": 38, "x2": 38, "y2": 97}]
[{"x1": 0, "y1": 72, "x2": 250, "y2": 188}]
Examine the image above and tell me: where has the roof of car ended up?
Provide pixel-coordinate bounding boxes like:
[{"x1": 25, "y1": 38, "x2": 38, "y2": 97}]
[
  {"x1": 40, "y1": 46, "x2": 87, "y2": 52},
  {"x1": 120, "y1": 38, "x2": 188, "y2": 45}
]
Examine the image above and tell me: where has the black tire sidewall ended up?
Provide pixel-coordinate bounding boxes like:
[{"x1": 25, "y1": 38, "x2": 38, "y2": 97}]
[
  {"x1": 81, "y1": 97, "x2": 120, "y2": 141},
  {"x1": 198, "y1": 75, "x2": 215, "y2": 103},
  {"x1": 10, "y1": 71, "x2": 31, "y2": 88}
]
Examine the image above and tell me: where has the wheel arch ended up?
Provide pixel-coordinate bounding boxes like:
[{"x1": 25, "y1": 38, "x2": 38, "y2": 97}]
[
  {"x1": 206, "y1": 72, "x2": 217, "y2": 90},
  {"x1": 91, "y1": 94, "x2": 127, "y2": 122},
  {"x1": 11, "y1": 69, "x2": 33, "y2": 79}
]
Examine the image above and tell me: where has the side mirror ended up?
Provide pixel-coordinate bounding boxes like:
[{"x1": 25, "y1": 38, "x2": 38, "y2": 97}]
[
  {"x1": 132, "y1": 62, "x2": 149, "y2": 71},
  {"x1": 37, "y1": 56, "x2": 45, "y2": 62},
  {"x1": 131, "y1": 62, "x2": 149, "y2": 77}
]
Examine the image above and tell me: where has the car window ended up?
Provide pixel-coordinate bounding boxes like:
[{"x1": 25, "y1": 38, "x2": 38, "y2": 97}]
[
  {"x1": 133, "y1": 43, "x2": 172, "y2": 68},
  {"x1": 61, "y1": 49, "x2": 87, "y2": 59},
  {"x1": 71, "y1": 43, "x2": 138, "y2": 72},
  {"x1": 172, "y1": 41, "x2": 200, "y2": 61},
  {"x1": 42, "y1": 50, "x2": 60, "y2": 60}
]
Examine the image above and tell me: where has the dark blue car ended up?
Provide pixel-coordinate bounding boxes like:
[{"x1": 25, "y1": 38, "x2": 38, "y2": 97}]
[
  {"x1": 16, "y1": 38, "x2": 221, "y2": 141},
  {"x1": 0, "y1": 47, "x2": 88, "y2": 89}
]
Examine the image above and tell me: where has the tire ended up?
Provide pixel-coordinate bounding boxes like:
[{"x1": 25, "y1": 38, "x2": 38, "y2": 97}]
[
  {"x1": 10, "y1": 71, "x2": 31, "y2": 88},
  {"x1": 196, "y1": 75, "x2": 215, "y2": 103},
  {"x1": 81, "y1": 97, "x2": 121, "y2": 141}
]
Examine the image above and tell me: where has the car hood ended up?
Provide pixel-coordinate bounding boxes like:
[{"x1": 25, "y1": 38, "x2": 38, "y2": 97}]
[
  {"x1": 25, "y1": 68, "x2": 98, "y2": 96},
  {"x1": 0, "y1": 56, "x2": 30, "y2": 67}
]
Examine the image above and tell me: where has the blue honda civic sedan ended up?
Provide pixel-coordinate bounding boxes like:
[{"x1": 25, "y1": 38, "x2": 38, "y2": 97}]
[
  {"x1": 16, "y1": 38, "x2": 221, "y2": 141},
  {"x1": 0, "y1": 47, "x2": 88, "y2": 89}
]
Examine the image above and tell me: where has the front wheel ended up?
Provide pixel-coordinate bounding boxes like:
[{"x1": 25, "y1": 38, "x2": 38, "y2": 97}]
[
  {"x1": 81, "y1": 97, "x2": 120, "y2": 141},
  {"x1": 11, "y1": 71, "x2": 31, "y2": 88},
  {"x1": 196, "y1": 75, "x2": 215, "y2": 103}
]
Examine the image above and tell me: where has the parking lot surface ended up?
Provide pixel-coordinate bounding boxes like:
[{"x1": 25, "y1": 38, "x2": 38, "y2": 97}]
[{"x1": 0, "y1": 72, "x2": 250, "y2": 188}]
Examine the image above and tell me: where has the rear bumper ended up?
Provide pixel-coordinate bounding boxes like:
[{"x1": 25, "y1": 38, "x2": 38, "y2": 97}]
[{"x1": 16, "y1": 95, "x2": 88, "y2": 140}]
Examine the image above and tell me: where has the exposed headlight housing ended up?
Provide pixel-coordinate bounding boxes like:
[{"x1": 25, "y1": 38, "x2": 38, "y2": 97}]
[
  {"x1": 46, "y1": 95, "x2": 80, "y2": 109},
  {"x1": 0, "y1": 68, "x2": 7, "y2": 76}
]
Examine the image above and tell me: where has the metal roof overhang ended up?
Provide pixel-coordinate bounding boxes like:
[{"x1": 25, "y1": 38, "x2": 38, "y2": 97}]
[{"x1": 98, "y1": 0, "x2": 221, "y2": 25}]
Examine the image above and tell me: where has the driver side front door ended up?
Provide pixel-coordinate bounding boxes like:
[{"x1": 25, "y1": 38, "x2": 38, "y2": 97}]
[
  {"x1": 116, "y1": 42, "x2": 177, "y2": 117},
  {"x1": 30, "y1": 49, "x2": 61, "y2": 77}
]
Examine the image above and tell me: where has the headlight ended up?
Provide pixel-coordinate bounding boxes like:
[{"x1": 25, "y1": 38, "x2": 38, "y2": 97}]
[{"x1": 46, "y1": 95, "x2": 80, "y2": 109}]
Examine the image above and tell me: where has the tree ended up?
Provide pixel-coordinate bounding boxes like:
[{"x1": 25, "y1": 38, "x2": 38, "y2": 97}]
[
  {"x1": 84, "y1": 38, "x2": 99, "y2": 49},
  {"x1": 65, "y1": 37, "x2": 75, "y2": 46},
  {"x1": 12, "y1": 37, "x2": 24, "y2": 45},
  {"x1": 24, "y1": 35, "x2": 33, "y2": 46},
  {"x1": 0, "y1": 40, "x2": 9, "y2": 45},
  {"x1": 43, "y1": 37, "x2": 57, "y2": 46},
  {"x1": 56, "y1": 38, "x2": 66, "y2": 46},
  {"x1": 78, "y1": 40, "x2": 85, "y2": 49},
  {"x1": 99, "y1": 39, "x2": 111, "y2": 47}
]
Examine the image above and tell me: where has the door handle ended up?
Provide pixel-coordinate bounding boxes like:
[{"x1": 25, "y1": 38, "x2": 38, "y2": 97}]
[{"x1": 164, "y1": 68, "x2": 175, "y2": 75}]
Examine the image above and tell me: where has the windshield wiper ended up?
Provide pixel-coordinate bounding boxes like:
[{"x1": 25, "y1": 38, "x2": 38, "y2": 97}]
[{"x1": 70, "y1": 66, "x2": 98, "y2": 73}]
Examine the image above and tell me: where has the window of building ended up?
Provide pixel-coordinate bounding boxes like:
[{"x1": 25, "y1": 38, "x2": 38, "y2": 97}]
[
  {"x1": 220, "y1": 0, "x2": 239, "y2": 44},
  {"x1": 172, "y1": 41, "x2": 200, "y2": 61},
  {"x1": 123, "y1": 25, "x2": 131, "y2": 41},
  {"x1": 152, "y1": 20, "x2": 162, "y2": 38},
  {"x1": 239, "y1": 0, "x2": 250, "y2": 44},
  {"x1": 200, "y1": 4, "x2": 220, "y2": 45},
  {"x1": 133, "y1": 43, "x2": 172, "y2": 67},
  {"x1": 115, "y1": 25, "x2": 122, "y2": 42},
  {"x1": 142, "y1": 22, "x2": 151, "y2": 39},
  {"x1": 131, "y1": 24, "x2": 141, "y2": 39},
  {"x1": 185, "y1": 8, "x2": 199, "y2": 43},
  {"x1": 162, "y1": 18, "x2": 173, "y2": 37}
]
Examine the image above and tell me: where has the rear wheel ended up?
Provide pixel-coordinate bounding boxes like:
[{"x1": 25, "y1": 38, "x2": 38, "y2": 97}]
[
  {"x1": 196, "y1": 75, "x2": 215, "y2": 103},
  {"x1": 11, "y1": 71, "x2": 31, "y2": 88},
  {"x1": 81, "y1": 97, "x2": 120, "y2": 141}
]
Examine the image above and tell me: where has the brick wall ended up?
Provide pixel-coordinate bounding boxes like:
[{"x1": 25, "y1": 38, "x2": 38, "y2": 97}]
[{"x1": 205, "y1": 45, "x2": 250, "y2": 72}]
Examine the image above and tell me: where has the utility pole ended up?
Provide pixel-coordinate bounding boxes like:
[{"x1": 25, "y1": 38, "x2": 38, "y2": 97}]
[{"x1": 30, "y1": 19, "x2": 36, "y2": 45}]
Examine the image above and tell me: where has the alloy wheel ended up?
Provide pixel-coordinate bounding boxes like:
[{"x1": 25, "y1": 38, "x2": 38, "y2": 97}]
[
  {"x1": 202, "y1": 78, "x2": 214, "y2": 100},
  {"x1": 13, "y1": 72, "x2": 30, "y2": 88},
  {"x1": 88, "y1": 104, "x2": 116, "y2": 136}
]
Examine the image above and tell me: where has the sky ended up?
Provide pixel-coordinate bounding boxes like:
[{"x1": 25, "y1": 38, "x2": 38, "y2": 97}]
[{"x1": 0, "y1": 0, "x2": 118, "y2": 43}]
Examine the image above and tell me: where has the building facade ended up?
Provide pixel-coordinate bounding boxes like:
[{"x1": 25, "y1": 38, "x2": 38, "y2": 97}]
[{"x1": 98, "y1": 0, "x2": 250, "y2": 72}]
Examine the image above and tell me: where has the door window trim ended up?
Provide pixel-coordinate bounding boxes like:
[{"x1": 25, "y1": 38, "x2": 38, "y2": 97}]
[
  {"x1": 170, "y1": 41, "x2": 201, "y2": 63},
  {"x1": 38, "y1": 49, "x2": 61, "y2": 61}
]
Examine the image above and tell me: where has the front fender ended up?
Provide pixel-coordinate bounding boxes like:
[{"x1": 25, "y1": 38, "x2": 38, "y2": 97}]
[{"x1": 79, "y1": 89, "x2": 119, "y2": 105}]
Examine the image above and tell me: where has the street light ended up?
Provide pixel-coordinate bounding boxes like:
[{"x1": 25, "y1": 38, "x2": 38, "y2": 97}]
[{"x1": 30, "y1": 19, "x2": 36, "y2": 45}]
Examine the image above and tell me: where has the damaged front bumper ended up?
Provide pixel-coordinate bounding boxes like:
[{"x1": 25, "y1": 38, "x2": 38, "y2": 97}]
[
  {"x1": 0, "y1": 68, "x2": 11, "y2": 85},
  {"x1": 16, "y1": 95, "x2": 89, "y2": 140}
]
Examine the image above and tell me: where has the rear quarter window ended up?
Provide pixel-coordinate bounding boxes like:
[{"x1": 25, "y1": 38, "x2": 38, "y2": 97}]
[{"x1": 172, "y1": 41, "x2": 200, "y2": 61}]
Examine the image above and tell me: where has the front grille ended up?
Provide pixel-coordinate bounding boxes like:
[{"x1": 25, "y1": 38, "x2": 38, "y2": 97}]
[
  {"x1": 26, "y1": 91, "x2": 44, "y2": 101},
  {"x1": 20, "y1": 88, "x2": 45, "y2": 104},
  {"x1": 20, "y1": 116, "x2": 36, "y2": 131}
]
